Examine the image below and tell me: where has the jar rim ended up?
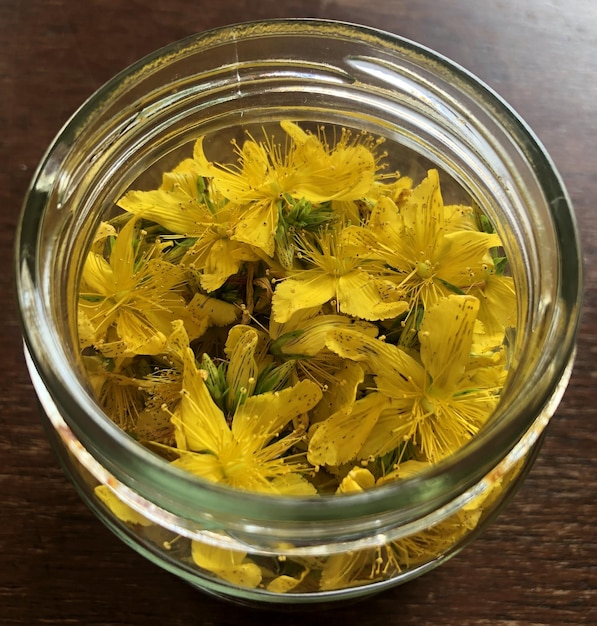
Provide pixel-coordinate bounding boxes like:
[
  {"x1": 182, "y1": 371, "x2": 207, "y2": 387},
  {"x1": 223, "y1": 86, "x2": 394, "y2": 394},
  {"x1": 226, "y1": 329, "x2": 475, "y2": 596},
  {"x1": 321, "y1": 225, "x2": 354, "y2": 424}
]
[{"x1": 16, "y1": 18, "x2": 583, "y2": 525}]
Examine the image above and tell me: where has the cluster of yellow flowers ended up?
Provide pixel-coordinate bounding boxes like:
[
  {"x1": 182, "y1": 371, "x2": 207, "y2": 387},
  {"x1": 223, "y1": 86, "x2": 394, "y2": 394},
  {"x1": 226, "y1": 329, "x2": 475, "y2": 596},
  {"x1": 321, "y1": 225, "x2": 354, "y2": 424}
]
[{"x1": 79, "y1": 121, "x2": 516, "y2": 591}]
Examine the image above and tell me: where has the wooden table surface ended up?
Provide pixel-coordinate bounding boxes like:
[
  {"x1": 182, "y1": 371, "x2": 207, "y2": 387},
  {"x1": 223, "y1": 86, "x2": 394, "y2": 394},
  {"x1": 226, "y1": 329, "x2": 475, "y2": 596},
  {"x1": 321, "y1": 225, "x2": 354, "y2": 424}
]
[{"x1": 2, "y1": 1, "x2": 596, "y2": 624}]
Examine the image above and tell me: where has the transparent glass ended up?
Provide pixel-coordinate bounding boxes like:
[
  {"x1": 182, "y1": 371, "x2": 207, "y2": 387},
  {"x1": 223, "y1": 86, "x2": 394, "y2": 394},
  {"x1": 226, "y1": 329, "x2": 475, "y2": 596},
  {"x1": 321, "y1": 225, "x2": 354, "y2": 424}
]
[{"x1": 16, "y1": 19, "x2": 582, "y2": 605}]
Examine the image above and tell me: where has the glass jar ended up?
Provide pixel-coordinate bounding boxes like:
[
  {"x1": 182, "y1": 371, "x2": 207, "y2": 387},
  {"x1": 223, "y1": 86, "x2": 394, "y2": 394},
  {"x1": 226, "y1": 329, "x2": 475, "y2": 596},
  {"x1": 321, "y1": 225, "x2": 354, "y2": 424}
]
[{"x1": 16, "y1": 19, "x2": 582, "y2": 606}]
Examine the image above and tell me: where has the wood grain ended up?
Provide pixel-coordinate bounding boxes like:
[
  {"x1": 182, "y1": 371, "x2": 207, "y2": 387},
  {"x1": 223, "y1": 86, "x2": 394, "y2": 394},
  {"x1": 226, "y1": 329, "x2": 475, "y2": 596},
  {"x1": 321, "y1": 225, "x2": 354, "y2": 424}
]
[{"x1": 1, "y1": 1, "x2": 596, "y2": 624}]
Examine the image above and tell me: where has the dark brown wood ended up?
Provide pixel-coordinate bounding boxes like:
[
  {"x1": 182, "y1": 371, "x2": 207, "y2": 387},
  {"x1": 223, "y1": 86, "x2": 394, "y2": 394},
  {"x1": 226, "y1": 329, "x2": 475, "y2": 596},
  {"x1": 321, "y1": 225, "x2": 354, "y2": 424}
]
[{"x1": 2, "y1": 1, "x2": 596, "y2": 624}]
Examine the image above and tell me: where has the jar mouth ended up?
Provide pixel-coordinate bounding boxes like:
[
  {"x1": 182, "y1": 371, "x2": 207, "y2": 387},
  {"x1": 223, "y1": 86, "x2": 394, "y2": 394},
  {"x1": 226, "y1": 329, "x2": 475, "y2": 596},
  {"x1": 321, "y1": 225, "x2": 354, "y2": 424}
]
[{"x1": 16, "y1": 18, "x2": 583, "y2": 525}]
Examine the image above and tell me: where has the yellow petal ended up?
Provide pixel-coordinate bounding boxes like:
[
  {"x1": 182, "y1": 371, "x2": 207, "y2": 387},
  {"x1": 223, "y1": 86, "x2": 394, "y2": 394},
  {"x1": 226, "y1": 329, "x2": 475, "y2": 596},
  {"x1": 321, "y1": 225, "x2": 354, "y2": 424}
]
[
  {"x1": 439, "y1": 231, "x2": 502, "y2": 285},
  {"x1": 198, "y1": 237, "x2": 244, "y2": 292},
  {"x1": 225, "y1": 325, "x2": 259, "y2": 406},
  {"x1": 93, "y1": 308, "x2": 167, "y2": 358},
  {"x1": 278, "y1": 315, "x2": 377, "y2": 358},
  {"x1": 335, "y1": 467, "x2": 376, "y2": 494},
  {"x1": 471, "y1": 274, "x2": 517, "y2": 341},
  {"x1": 444, "y1": 203, "x2": 477, "y2": 232},
  {"x1": 279, "y1": 120, "x2": 309, "y2": 143},
  {"x1": 135, "y1": 406, "x2": 175, "y2": 444},
  {"x1": 162, "y1": 318, "x2": 191, "y2": 362},
  {"x1": 192, "y1": 136, "x2": 220, "y2": 176},
  {"x1": 77, "y1": 306, "x2": 97, "y2": 348},
  {"x1": 187, "y1": 292, "x2": 240, "y2": 327},
  {"x1": 358, "y1": 406, "x2": 410, "y2": 460},
  {"x1": 319, "y1": 551, "x2": 369, "y2": 591},
  {"x1": 95, "y1": 485, "x2": 152, "y2": 527},
  {"x1": 192, "y1": 541, "x2": 246, "y2": 567},
  {"x1": 419, "y1": 295, "x2": 479, "y2": 391},
  {"x1": 311, "y1": 361, "x2": 364, "y2": 424},
  {"x1": 119, "y1": 188, "x2": 210, "y2": 234},
  {"x1": 193, "y1": 137, "x2": 253, "y2": 203},
  {"x1": 337, "y1": 272, "x2": 409, "y2": 321},
  {"x1": 376, "y1": 460, "x2": 431, "y2": 485},
  {"x1": 342, "y1": 194, "x2": 403, "y2": 253},
  {"x1": 268, "y1": 306, "x2": 321, "y2": 341},
  {"x1": 384, "y1": 175, "x2": 413, "y2": 205},
  {"x1": 80, "y1": 252, "x2": 113, "y2": 295},
  {"x1": 341, "y1": 197, "x2": 410, "y2": 279},
  {"x1": 331, "y1": 199, "x2": 361, "y2": 225},
  {"x1": 404, "y1": 169, "x2": 445, "y2": 255},
  {"x1": 270, "y1": 473, "x2": 318, "y2": 496},
  {"x1": 231, "y1": 199, "x2": 278, "y2": 256},
  {"x1": 80, "y1": 355, "x2": 110, "y2": 398},
  {"x1": 94, "y1": 220, "x2": 117, "y2": 240},
  {"x1": 239, "y1": 140, "x2": 270, "y2": 190},
  {"x1": 113, "y1": 309, "x2": 168, "y2": 355},
  {"x1": 271, "y1": 272, "x2": 337, "y2": 323},
  {"x1": 368, "y1": 196, "x2": 404, "y2": 246},
  {"x1": 232, "y1": 379, "x2": 322, "y2": 443},
  {"x1": 308, "y1": 392, "x2": 388, "y2": 466},
  {"x1": 171, "y1": 449, "x2": 225, "y2": 483},
  {"x1": 191, "y1": 542, "x2": 262, "y2": 588},
  {"x1": 175, "y1": 300, "x2": 210, "y2": 342},
  {"x1": 117, "y1": 160, "x2": 213, "y2": 234},
  {"x1": 177, "y1": 347, "x2": 231, "y2": 452},
  {"x1": 326, "y1": 328, "x2": 425, "y2": 389},
  {"x1": 160, "y1": 158, "x2": 203, "y2": 197},
  {"x1": 267, "y1": 569, "x2": 309, "y2": 593},
  {"x1": 109, "y1": 217, "x2": 143, "y2": 289}
]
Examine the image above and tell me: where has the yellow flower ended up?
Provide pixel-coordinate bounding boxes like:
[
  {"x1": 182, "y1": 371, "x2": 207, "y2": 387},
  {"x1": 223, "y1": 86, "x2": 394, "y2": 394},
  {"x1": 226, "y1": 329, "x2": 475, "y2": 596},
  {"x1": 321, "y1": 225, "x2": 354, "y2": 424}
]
[
  {"x1": 191, "y1": 133, "x2": 283, "y2": 257},
  {"x1": 78, "y1": 217, "x2": 208, "y2": 358},
  {"x1": 192, "y1": 121, "x2": 382, "y2": 257},
  {"x1": 279, "y1": 121, "x2": 379, "y2": 202},
  {"x1": 117, "y1": 159, "x2": 259, "y2": 292},
  {"x1": 170, "y1": 345, "x2": 322, "y2": 494},
  {"x1": 271, "y1": 230, "x2": 409, "y2": 323},
  {"x1": 326, "y1": 295, "x2": 503, "y2": 463},
  {"x1": 342, "y1": 170, "x2": 502, "y2": 311}
]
